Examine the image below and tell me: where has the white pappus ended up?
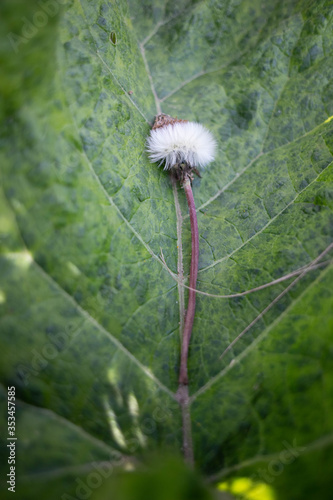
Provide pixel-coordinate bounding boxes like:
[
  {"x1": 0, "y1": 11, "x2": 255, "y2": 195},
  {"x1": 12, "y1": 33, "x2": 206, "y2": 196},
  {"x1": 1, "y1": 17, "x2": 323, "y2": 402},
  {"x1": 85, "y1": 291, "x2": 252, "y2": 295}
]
[{"x1": 147, "y1": 118, "x2": 216, "y2": 170}]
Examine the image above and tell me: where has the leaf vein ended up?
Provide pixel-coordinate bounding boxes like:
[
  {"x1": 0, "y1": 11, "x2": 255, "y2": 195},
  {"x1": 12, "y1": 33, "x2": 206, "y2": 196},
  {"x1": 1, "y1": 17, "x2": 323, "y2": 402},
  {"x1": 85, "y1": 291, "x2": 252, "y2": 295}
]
[
  {"x1": 198, "y1": 162, "x2": 333, "y2": 274},
  {"x1": 191, "y1": 256, "x2": 333, "y2": 401}
]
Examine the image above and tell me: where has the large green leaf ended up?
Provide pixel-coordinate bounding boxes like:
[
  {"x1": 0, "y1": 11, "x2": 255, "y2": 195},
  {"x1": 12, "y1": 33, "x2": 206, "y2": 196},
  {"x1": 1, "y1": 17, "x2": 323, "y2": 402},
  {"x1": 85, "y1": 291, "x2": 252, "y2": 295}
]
[{"x1": 1, "y1": 0, "x2": 333, "y2": 498}]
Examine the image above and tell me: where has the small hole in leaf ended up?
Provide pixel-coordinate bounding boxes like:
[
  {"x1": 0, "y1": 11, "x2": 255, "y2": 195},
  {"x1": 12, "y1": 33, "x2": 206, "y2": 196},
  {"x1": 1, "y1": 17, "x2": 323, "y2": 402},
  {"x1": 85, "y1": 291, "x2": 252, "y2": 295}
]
[{"x1": 110, "y1": 31, "x2": 117, "y2": 45}]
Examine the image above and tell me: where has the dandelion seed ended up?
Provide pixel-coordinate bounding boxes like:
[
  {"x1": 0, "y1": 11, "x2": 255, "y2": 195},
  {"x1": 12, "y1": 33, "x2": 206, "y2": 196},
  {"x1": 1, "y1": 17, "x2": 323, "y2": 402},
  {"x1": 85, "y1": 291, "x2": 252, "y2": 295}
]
[{"x1": 147, "y1": 114, "x2": 216, "y2": 172}]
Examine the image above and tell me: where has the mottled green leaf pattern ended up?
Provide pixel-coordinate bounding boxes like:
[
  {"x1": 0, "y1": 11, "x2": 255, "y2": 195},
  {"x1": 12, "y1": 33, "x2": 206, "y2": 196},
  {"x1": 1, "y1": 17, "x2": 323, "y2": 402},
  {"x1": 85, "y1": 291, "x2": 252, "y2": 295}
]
[{"x1": 1, "y1": 0, "x2": 333, "y2": 499}]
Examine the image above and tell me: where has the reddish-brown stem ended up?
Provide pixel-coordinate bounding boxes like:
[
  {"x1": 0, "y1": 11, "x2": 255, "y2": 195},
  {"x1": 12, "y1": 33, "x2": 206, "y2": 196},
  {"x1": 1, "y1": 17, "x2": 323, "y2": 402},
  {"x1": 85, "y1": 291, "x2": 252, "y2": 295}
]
[{"x1": 179, "y1": 178, "x2": 199, "y2": 385}]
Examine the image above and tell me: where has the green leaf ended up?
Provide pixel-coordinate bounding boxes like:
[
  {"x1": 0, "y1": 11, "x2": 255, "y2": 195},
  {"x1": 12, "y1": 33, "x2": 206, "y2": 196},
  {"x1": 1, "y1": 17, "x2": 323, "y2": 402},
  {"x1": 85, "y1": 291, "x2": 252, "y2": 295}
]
[{"x1": 1, "y1": 0, "x2": 333, "y2": 499}]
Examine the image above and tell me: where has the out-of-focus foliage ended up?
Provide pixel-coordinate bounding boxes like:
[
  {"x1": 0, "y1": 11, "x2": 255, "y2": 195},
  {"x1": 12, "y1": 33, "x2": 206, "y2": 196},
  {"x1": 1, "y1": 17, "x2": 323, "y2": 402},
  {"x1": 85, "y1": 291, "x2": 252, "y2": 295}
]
[{"x1": 0, "y1": 1, "x2": 333, "y2": 499}]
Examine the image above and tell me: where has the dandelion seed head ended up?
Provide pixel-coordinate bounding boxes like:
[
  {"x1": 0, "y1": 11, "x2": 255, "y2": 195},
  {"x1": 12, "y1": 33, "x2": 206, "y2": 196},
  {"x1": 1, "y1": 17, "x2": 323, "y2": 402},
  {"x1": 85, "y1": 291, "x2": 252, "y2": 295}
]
[{"x1": 147, "y1": 115, "x2": 216, "y2": 170}]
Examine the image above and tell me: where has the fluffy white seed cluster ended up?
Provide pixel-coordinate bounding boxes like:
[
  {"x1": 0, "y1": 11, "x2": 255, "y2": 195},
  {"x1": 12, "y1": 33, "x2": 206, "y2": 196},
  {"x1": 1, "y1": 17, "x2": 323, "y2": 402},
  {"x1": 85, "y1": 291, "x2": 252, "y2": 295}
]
[{"x1": 147, "y1": 121, "x2": 216, "y2": 170}]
